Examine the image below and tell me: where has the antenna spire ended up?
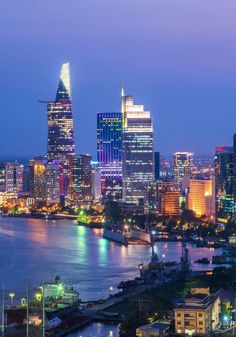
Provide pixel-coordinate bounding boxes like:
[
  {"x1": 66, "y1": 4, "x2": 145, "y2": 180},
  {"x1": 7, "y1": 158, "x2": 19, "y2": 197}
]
[{"x1": 121, "y1": 81, "x2": 125, "y2": 97}]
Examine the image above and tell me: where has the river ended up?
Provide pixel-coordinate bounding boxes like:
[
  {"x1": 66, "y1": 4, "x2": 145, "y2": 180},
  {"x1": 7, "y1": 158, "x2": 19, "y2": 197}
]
[{"x1": 0, "y1": 217, "x2": 224, "y2": 336}]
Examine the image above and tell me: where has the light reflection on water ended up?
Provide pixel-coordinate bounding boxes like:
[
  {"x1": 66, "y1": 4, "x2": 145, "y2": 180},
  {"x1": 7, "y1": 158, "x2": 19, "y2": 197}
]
[
  {"x1": 0, "y1": 217, "x2": 223, "y2": 301},
  {"x1": 67, "y1": 322, "x2": 119, "y2": 337}
]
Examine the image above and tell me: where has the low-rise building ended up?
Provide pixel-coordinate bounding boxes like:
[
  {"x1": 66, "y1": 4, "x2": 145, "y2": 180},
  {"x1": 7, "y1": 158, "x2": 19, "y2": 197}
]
[
  {"x1": 136, "y1": 321, "x2": 170, "y2": 337},
  {"x1": 174, "y1": 287, "x2": 221, "y2": 336}
]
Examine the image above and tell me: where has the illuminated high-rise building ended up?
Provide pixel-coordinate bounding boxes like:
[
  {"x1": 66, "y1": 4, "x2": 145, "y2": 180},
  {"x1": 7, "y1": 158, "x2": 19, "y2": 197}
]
[
  {"x1": 71, "y1": 154, "x2": 92, "y2": 200},
  {"x1": 46, "y1": 63, "x2": 75, "y2": 196},
  {"x1": 215, "y1": 146, "x2": 233, "y2": 222},
  {"x1": 157, "y1": 179, "x2": 180, "y2": 216},
  {"x1": 0, "y1": 163, "x2": 6, "y2": 192},
  {"x1": 97, "y1": 112, "x2": 122, "y2": 198},
  {"x1": 188, "y1": 178, "x2": 214, "y2": 218},
  {"x1": 5, "y1": 162, "x2": 24, "y2": 193},
  {"x1": 233, "y1": 134, "x2": 236, "y2": 219},
  {"x1": 174, "y1": 152, "x2": 192, "y2": 190},
  {"x1": 122, "y1": 88, "x2": 154, "y2": 203},
  {"x1": 45, "y1": 159, "x2": 61, "y2": 204},
  {"x1": 154, "y1": 151, "x2": 160, "y2": 180},
  {"x1": 91, "y1": 168, "x2": 102, "y2": 200},
  {"x1": 29, "y1": 157, "x2": 47, "y2": 201}
]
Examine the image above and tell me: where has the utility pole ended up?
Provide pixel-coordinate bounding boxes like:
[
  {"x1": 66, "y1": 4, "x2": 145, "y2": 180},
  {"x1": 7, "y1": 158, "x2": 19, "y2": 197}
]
[
  {"x1": 42, "y1": 284, "x2": 45, "y2": 337},
  {"x1": 1, "y1": 284, "x2": 4, "y2": 337},
  {"x1": 26, "y1": 281, "x2": 29, "y2": 337}
]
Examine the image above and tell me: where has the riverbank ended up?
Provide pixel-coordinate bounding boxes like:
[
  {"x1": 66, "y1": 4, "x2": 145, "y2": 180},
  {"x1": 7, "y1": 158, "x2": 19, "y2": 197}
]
[
  {"x1": 1, "y1": 213, "x2": 77, "y2": 220},
  {"x1": 107, "y1": 265, "x2": 236, "y2": 337}
]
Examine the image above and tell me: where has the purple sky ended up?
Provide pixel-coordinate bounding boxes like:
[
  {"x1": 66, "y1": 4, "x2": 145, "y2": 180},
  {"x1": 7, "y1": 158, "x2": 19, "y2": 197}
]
[{"x1": 0, "y1": 0, "x2": 236, "y2": 157}]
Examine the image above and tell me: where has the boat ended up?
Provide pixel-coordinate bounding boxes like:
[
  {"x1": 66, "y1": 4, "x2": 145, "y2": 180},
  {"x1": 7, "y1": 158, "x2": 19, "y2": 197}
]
[
  {"x1": 1, "y1": 213, "x2": 9, "y2": 217},
  {"x1": 77, "y1": 210, "x2": 105, "y2": 229},
  {"x1": 194, "y1": 258, "x2": 210, "y2": 264},
  {"x1": 103, "y1": 228, "x2": 128, "y2": 245},
  {"x1": 40, "y1": 275, "x2": 80, "y2": 306}
]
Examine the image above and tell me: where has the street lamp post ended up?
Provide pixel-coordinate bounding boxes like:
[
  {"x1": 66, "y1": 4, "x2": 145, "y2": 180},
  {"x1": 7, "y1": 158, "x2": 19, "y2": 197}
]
[{"x1": 9, "y1": 293, "x2": 15, "y2": 307}]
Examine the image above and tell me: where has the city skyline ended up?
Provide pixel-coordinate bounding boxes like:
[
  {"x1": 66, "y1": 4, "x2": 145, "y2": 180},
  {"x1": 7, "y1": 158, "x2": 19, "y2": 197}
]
[
  {"x1": 1, "y1": 3, "x2": 236, "y2": 337},
  {"x1": 1, "y1": 1, "x2": 236, "y2": 157}
]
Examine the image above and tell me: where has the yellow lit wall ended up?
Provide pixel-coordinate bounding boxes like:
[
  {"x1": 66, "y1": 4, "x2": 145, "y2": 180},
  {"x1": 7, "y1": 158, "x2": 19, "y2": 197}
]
[
  {"x1": 161, "y1": 191, "x2": 180, "y2": 216},
  {"x1": 188, "y1": 179, "x2": 213, "y2": 217}
]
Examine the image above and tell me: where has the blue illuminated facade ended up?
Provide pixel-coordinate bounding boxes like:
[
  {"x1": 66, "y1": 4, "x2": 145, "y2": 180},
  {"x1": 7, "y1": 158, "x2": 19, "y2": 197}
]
[
  {"x1": 97, "y1": 112, "x2": 122, "y2": 198},
  {"x1": 215, "y1": 146, "x2": 234, "y2": 222}
]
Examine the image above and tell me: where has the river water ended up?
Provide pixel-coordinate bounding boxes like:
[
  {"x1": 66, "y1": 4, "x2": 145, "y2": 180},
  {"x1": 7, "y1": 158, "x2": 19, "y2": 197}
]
[{"x1": 0, "y1": 217, "x2": 224, "y2": 336}]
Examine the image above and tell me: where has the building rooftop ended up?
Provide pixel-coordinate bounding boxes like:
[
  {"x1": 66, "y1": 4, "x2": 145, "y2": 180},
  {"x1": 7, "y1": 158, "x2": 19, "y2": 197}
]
[
  {"x1": 136, "y1": 321, "x2": 170, "y2": 332},
  {"x1": 175, "y1": 288, "x2": 220, "y2": 310}
]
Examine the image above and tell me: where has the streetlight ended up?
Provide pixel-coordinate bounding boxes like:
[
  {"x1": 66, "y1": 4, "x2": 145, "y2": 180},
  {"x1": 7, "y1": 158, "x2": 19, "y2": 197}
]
[
  {"x1": 223, "y1": 315, "x2": 229, "y2": 328},
  {"x1": 9, "y1": 293, "x2": 15, "y2": 307}
]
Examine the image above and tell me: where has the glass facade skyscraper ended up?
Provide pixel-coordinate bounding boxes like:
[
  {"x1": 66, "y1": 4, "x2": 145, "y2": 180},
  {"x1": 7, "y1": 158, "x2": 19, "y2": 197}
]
[
  {"x1": 71, "y1": 154, "x2": 92, "y2": 200},
  {"x1": 0, "y1": 162, "x2": 6, "y2": 192},
  {"x1": 45, "y1": 159, "x2": 61, "y2": 204},
  {"x1": 5, "y1": 162, "x2": 24, "y2": 193},
  {"x1": 122, "y1": 93, "x2": 154, "y2": 203},
  {"x1": 215, "y1": 146, "x2": 233, "y2": 222},
  {"x1": 174, "y1": 152, "x2": 192, "y2": 191},
  {"x1": 29, "y1": 157, "x2": 47, "y2": 201},
  {"x1": 46, "y1": 63, "x2": 75, "y2": 196},
  {"x1": 97, "y1": 112, "x2": 122, "y2": 198},
  {"x1": 154, "y1": 151, "x2": 160, "y2": 180}
]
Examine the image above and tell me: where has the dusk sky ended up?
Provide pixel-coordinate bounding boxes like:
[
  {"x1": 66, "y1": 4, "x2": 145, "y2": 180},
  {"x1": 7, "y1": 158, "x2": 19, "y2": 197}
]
[{"x1": 1, "y1": 0, "x2": 236, "y2": 158}]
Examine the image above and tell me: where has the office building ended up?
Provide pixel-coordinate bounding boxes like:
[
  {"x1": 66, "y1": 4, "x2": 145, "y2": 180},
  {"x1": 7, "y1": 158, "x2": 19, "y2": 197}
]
[
  {"x1": 91, "y1": 168, "x2": 102, "y2": 200},
  {"x1": 215, "y1": 147, "x2": 233, "y2": 222},
  {"x1": 174, "y1": 152, "x2": 192, "y2": 190},
  {"x1": 0, "y1": 163, "x2": 5, "y2": 192},
  {"x1": 122, "y1": 89, "x2": 154, "y2": 203},
  {"x1": 71, "y1": 154, "x2": 92, "y2": 200},
  {"x1": 45, "y1": 160, "x2": 61, "y2": 204},
  {"x1": 5, "y1": 162, "x2": 24, "y2": 193},
  {"x1": 80, "y1": 154, "x2": 92, "y2": 199},
  {"x1": 188, "y1": 178, "x2": 214, "y2": 218},
  {"x1": 29, "y1": 157, "x2": 47, "y2": 201},
  {"x1": 97, "y1": 112, "x2": 122, "y2": 198},
  {"x1": 160, "y1": 191, "x2": 180, "y2": 216},
  {"x1": 154, "y1": 151, "x2": 160, "y2": 180},
  {"x1": 46, "y1": 63, "x2": 75, "y2": 196},
  {"x1": 156, "y1": 179, "x2": 180, "y2": 216},
  {"x1": 232, "y1": 134, "x2": 236, "y2": 219},
  {"x1": 174, "y1": 288, "x2": 221, "y2": 336}
]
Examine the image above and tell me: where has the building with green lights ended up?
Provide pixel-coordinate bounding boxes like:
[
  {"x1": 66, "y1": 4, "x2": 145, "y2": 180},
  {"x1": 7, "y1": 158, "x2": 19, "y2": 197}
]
[{"x1": 215, "y1": 146, "x2": 234, "y2": 222}]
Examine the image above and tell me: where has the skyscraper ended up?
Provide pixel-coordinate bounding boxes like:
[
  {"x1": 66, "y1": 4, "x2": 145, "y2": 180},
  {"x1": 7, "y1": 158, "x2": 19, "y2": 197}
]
[
  {"x1": 188, "y1": 178, "x2": 214, "y2": 218},
  {"x1": 154, "y1": 151, "x2": 160, "y2": 180},
  {"x1": 46, "y1": 63, "x2": 75, "y2": 196},
  {"x1": 97, "y1": 112, "x2": 122, "y2": 198},
  {"x1": 122, "y1": 89, "x2": 154, "y2": 203},
  {"x1": 29, "y1": 157, "x2": 47, "y2": 201},
  {"x1": 5, "y1": 162, "x2": 24, "y2": 193},
  {"x1": 71, "y1": 154, "x2": 92, "y2": 200},
  {"x1": 91, "y1": 168, "x2": 102, "y2": 200},
  {"x1": 215, "y1": 146, "x2": 233, "y2": 222},
  {"x1": 0, "y1": 163, "x2": 6, "y2": 192},
  {"x1": 45, "y1": 160, "x2": 61, "y2": 204},
  {"x1": 174, "y1": 152, "x2": 192, "y2": 191},
  {"x1": 233, "y1": 134, "x2": 236, "y2": 219}
]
